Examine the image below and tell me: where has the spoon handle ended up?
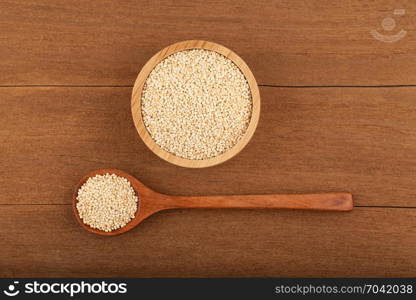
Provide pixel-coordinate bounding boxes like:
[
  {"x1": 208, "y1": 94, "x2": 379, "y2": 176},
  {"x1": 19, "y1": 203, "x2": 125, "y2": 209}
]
[{"x1": 169, "y1": 193, "x2": 353, "y2": 211}]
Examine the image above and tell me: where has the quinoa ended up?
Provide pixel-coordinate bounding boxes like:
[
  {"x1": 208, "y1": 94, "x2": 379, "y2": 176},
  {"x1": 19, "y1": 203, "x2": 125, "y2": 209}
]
[
  {"x1": 76, "y1": 173, "x2": 138, "y2": 232},
  {"x1": 141, "y1": 49, "x2": 252, "y2": 160}
]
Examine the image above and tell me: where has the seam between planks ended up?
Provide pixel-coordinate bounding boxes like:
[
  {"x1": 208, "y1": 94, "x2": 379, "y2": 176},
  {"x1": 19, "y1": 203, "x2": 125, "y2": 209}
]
[
  {"x1": 0, "y1": 204, "x2": 414, "y2": 209},
  {"x1": 1, "y1": 84, "x2": 416, "y2": 88}
]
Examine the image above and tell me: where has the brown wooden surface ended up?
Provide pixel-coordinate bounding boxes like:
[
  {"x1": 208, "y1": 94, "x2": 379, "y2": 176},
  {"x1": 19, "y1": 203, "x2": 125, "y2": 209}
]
[
  {"x1": 1, "y1": 0, "x2": 416, "y2": 86},
  {"x1": 0, "y1": 206, "x2": 414, "y2": 277},
  {"x1": 2, "y1": 87, "x2": 416, "y2": 207},
  {"x1": 1, "y1": 0, "x2": 415, "y2": 277}
]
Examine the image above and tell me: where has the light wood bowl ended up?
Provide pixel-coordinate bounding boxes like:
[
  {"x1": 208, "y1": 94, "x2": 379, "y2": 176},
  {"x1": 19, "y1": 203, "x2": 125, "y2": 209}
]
[{"x1": 131, "y1": 40, "x2": 260, "y2": 168}]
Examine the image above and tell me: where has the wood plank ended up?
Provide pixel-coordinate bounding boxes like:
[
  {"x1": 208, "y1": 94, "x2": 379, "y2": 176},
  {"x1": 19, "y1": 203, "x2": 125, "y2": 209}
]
[
  {"x1": 1, "y1": 87, "x2": 416, "y2": 207},
  {"x1": 0, "y1": 0, "x2": 415, "y2": 86},
  {"x1": 0, "y1": 205, "x2": 414, "y2": 277}
]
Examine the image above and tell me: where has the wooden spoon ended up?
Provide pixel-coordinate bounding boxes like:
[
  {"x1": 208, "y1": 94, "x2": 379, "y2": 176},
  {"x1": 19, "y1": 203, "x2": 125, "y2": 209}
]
[{"x1": 73, "y1": 169, "x2": 353, "y2": 236}]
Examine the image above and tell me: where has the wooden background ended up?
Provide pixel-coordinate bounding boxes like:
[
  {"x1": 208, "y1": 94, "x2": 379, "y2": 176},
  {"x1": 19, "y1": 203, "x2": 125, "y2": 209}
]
[{"x1": 0, "y1": 0, "x2": 415, "y2": 277}]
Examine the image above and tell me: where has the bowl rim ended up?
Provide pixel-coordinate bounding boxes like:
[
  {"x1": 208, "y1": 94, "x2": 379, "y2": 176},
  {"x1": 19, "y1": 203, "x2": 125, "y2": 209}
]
[{"x1": 131, "y1": 40, "x2": 261, "y2": 168}]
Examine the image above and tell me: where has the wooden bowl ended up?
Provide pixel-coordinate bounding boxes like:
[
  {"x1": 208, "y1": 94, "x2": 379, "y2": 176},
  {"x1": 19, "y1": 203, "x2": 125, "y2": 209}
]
[{"x1": 131, "y1": 40, "x2": 260, "y2": 168}]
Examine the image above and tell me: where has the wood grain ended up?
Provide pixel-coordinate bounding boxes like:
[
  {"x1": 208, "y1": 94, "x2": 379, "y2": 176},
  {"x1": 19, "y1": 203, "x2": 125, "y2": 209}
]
[
  {"x1": 1, "y1": 0, "x2": 414, "y2": 279},
  {"x1": 0, "y1": 0, "x2": 415, "y2": 86},
  {"x1": 1, "y1": 87, "x2": 416, "y2": 207},
  {"x1": 131, "y1": 40, "x2": 261, "y2": 168},
  {"x1": 0, "y1": 205, "x2": 414, "y2": 277}
]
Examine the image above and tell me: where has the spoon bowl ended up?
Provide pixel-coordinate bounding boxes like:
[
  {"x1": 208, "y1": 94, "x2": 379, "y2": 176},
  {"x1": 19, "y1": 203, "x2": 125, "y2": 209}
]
[
  {"x1": 73, "y1": 169, "x2": 162, "y2": 236},
  {"x1": 73, "y1": 169, "x2": 354, "y2": 236}
]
